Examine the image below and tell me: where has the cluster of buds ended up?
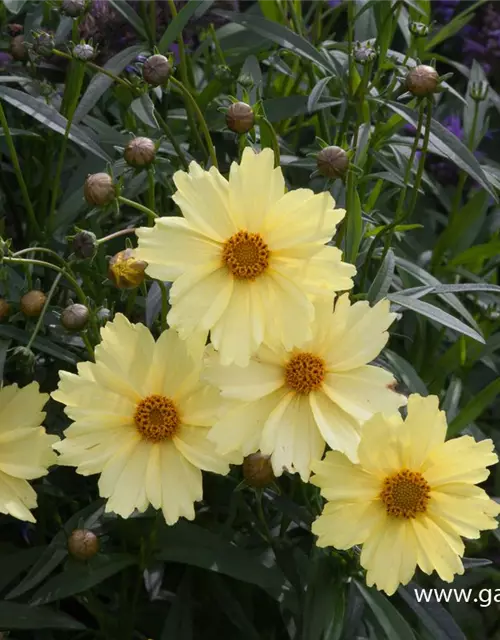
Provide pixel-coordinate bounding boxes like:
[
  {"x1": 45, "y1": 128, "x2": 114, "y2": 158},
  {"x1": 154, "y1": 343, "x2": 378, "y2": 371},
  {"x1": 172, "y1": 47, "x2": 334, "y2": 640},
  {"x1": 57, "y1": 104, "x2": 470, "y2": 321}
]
[
  {"x1": 353, "y1": 41, "x2": 377, "y2": 65},
  {"x1": 72, "y1": 42, "x2": 95, "y2": 61},
  {"x1": 32, "y1": 31, "x2": 55, "y2": 58}
]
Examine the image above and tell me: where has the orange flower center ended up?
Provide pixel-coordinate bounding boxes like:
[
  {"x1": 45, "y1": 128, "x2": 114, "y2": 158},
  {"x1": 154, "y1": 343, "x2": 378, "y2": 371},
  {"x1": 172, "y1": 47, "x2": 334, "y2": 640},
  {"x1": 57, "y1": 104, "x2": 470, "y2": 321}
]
[
  {"x1": 380, "y1": 469, "x2": 431, "y2": 519},
  {"x1": 284, "y1": 352, "x2": 326, "y2": 394},
  {"x1": 134, "y1": 394, "x2": 180, "y2": 442},
  {"x1": 222, "y1": 230, "x2": 270, "y2": 280}
]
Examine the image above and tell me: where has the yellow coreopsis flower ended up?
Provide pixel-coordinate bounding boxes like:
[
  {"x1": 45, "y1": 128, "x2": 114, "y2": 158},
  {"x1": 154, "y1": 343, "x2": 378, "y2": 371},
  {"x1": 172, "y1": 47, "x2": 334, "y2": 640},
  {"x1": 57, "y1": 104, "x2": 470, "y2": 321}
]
[
  {"x1": 135, "y1": 147, "x2": 356, "y2": 367},
  {"x1": 0, "y1": 382, "x2": 58, "y2": 522},
  {"x1": 311, "y1": 394, "x2": 500, "y2": 595},
  {"x1": 52, "y1": 314, "x2": 240, "y2": 525},
  {"x1": 205, "y1": 295, "x2": 406, "y2": 480}
]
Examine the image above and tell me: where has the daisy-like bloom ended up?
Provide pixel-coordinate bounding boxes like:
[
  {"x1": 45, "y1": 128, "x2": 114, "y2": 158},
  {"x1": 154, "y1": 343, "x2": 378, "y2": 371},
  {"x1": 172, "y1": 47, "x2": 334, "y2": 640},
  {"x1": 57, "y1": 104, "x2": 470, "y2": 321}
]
[
  {"x1": 136, "y1": 147, "x2": 356, "y2": 367},
  {"x1": 52, "y1": 314, "x2": 240, "y2": 525},
  {"x1": 205, "y1": 295, "x2": 406, "y2": 480},
  {"x1": 0, "y1": 382, "x2": 58, "y2": 522},
  {"x1": 311, "y1": 394, "x2": 500, "y2": 595}
]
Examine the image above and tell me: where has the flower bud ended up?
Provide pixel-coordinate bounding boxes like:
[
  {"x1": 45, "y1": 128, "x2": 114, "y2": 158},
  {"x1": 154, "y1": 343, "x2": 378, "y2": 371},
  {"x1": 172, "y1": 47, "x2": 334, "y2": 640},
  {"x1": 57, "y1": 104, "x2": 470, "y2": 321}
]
[
  {"x1": 226, "y1": 102, "x2": 255, "y2": 134},
  {"x1": 20, "y1": 290, "x2": 47, "y2": 317},
  {"x1": 61, "y1": 0, "x2": 86, "y2": 17},
  {"x1": 405, "y1": 65, "x2": 439, "y2": 97},
  {"x1": 409, "y1": 21, "x2": 429, "y2": 38},
  {"x1": 68, "y1": 529, "x2": 100, "y2": 561},
  {"x1": 124, "y1": 137, "x2": 156, "y2": 168},
  {"x1": 11, "y1": 346, "x2": 35, "y2": 372},
  {"x1": 470, "y1": 81, "x2": 489, "y2": 102},
  {"x1": 108, "y1": 248, "x2": 147, "y2": 289},
  {"x1": 72, "y1": 230, "x2": 97, "y2": 259},
  {"x1": 33, "y1": 31, "x2": 55, "y2": 58},
  {"x1": 61, "y1": 303, "x2": 90, "y2": 331},
  {"x1": 84, "y1": 173, "x2": 116, "y2": 207},
  {"x1": 0, "y1": 298, "x2": 10, "y2": 320},
  {"x1": 214, "y1": 64, "x2": 233, "y2": 82},
  {"x1": 353, "y1": 42, "x2": 377, "y2": 65},
  {"x1": 243, "y1": 453, "x2": 276, "y2": 488},
  {"x1": 316, "y1": 145, "x2": 349, "y2": 179},
  {"x1": 73, "y1": 43, "x2": 95, "y2": 61},
  {"x1": 237, "y1": 71, "x2": 254, "y2": 89},
  {"x1": 10, "y1": 35, "x2": 27, "y2": 61},
  {"x1": 96, "y1": 306, "x2": 111, "y2": 324},
  {"x1": 142, "y1": 54, "x2": 171, "y2": 87}
]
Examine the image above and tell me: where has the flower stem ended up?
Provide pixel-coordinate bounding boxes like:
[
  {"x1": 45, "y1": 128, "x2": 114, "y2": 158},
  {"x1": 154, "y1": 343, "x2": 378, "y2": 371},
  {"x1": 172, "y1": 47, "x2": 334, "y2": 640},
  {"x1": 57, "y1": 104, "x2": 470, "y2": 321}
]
[
  {"x1": 26, "y1": 273, "x2": 62, "y2": 350},
  {"x1": 97, "y1": 227, "x2": 137, "y2": 245},
  {"x1": 170, "y1": 76, "x2": 218, "y2": 169},
  {"x1": 118, "y1": 196, "x2": 158, "y2": 223},
  {"x1": 406, "y1": 99, "x2": 433, "y2": 220},
  {"x1": 154, "y1": 110, "x2": 190, "y2": 171},
  {"x1": 0, "y1": 101, "x2": 42, "y2": 241}
]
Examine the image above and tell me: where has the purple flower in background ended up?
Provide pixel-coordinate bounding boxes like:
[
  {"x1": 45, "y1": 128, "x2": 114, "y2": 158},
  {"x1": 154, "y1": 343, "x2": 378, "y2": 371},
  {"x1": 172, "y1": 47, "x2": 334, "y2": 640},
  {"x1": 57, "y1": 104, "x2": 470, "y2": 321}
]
[
  {"x1": 432, "y1": 0, "x2": 460, "y2": 24},
  {"x1": 328, "y1": 0, "x2": 342, "y2": 7},
  {"x1": 0, "y1": 52, "x2": 12, "y2": 70},
  {"x1": 427, "y1": 115, "x2": 464, "y2": 185}
]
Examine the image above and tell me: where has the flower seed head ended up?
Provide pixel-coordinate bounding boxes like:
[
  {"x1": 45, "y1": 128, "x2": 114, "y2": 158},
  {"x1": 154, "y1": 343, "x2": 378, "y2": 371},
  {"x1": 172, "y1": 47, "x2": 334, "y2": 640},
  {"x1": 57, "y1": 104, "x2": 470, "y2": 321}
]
[
  {"x1": 71, "y1": 230, "x2": 97, "y2": 260},
  {"x1": 10, "y1": 35, "x2": 27, "y2": 61},
  {"x1": 0, "y1": 298, "x2": 10, "y2": 320},
  {"x1": 61, "y1": 303, "x2": 90, "y2": 331},
  {"x1": 108, "y1": 248, "x2": 147, "y2": 289},
  {"x1": 142, "y1": 54, "x2": 171, "y2": 86},
  {"x1": 405, "y1": 65, "x2": 439, "y2": 97},
  {"x1": 124, "y1": 137, "x2": 156, "y2": 168},
  {"x1": 61, "y1": 0, "x2": 86, "y2": 17},
  {"x1": 68, "y1": 529, "x2": 100, "y2": 560},
  {"x1": 226, "y1": 102, "x2": 255, "y2": 134},
  {"x1": 316, "y1": 145, "x2": 350, "y2": 179},
  {"x1": 243, "y1": 453, "x2": 276, "y2": 488},
  {"x1": 84, "y1": 173, "x2": 116, "y2": 207},
  {"x1": 73, "y1": 43, "x2": 95, "y2": 61},
  {"x1": 20, "y1": 290, "x2": 46, "y2": 317}
]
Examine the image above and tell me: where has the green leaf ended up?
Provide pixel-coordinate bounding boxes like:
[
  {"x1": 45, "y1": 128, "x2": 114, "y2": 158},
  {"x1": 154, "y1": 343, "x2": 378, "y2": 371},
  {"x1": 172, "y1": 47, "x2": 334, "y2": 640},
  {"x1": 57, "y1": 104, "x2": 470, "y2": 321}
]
[
  {"x1": 0, "y1": 87, "x2": 111, "y2": 162},
  {"x1": 262, "y1": 95, "x2": 340, "y2": 122},
  {"x1": 0, "y1": 602, "x2": 84, "y2": 630},
  {"x1": 215, "y1": 10, "x2": 332, "y2": 73},
  {"x1": 0, "y1": 325, "x2": 79, "y2": 365},
  {"x1": 365, "y1": 223, "x2": 423, "y2": 238},
  {"x1": 388, "y1": 294, "x2": 485, "y2": 344},
  {"x1": 161, "y1": 572, "x2": 193, "y2": 640},
  {"x1": 209, "y1": 574, "x2": 261, "y2": 640},
  {"x1": 399, "y1": 583, "x2": 467, "y2": 640},
  {"x1": 447, "y1": 378, "x2": 500, "y2": 437},
  {"x1": 0, "y1": 547, "x2": 43, "y2": 593},
  {"x1": 368, "y1": 249, "x2": 395, "y2": 303},
  {"x1": 31, "y1": 554, "x2": 136, "y2": 605},
  {"x1": 7, "y1": 501, "x2": 103, "y2": 599},
  {"x1": 73, "y1": 45, "x2": 145, "y2": 123},
  {"x1": 383, "y1": 101, "x2": 497, "y2": 200},
  {"x1": 303, "y1": 552, "x2": 345, "y2": 640},
  {"x1": 0, "y1": 339, "x2": 9, "y2": 381},
  {"x1": 448, "y1": 241, "x2": 500, "y2": 267},
  {"x1": 395, "y1": 257, "x2": 481, "y2": 333},
  {"x1": 108, "y1": 0, "x2": 148, "y2": 40},
  {"x1": 159, "y1": 0, "x2": 213, "y2": 54},
  {"x1": 130, "y1": 94, "x2": 159, "y2": 128},
  {"x1": 384, "y1": 349, "x2": 429, "y2": 396},
  {"x1": 345, "y1": 181, "x2": 363, "y2": 264},
  {"x1": 155, "y1": 521, "x2": 286, "y2": 598},
  {"x1": 307, "y1": 76, "x2": 333, "y2": 114},
  {"x1": 355, "y1": 582, "x2": 417, "y2": 640},
  {"x1": 2, "y1": 0, "x2": 27, "y2": 13}
]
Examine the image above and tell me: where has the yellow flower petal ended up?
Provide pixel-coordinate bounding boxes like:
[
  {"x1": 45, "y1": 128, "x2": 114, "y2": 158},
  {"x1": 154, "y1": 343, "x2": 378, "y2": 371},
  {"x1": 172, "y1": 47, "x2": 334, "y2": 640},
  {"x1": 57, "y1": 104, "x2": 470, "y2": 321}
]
[
  {"x1": 401, "y1": 394, "x2": 447, "y2": 469},
  {"x1": 309, "y1": 390, "x2": 361, "y2": 462},
  {"x1": 313, "y1": 500, "x2": 385, "y2": 549},
  {"x1": 159, "y1": 441, "x2": 202, "y2": 525},
  {"x1": 323, "y1": 365, "x2": 406, "y2": 422},
  {"x1": 310, "y1": 450, "x2": 379, "y2": 501},
  {"x1": 228, "y1": 147, "x2": 284, "y2": 232},
  {"x1": 104, "y1": 438, "x2": 151, "y2": 518},
  {"x1": 424, "y1": 436, "x2": 498, "y2": 486},
  {"x1": 0, "y1": 381, "x2": 48, "y2": 432},
  {"x1": 261, "y1": 393, "x2": 324, "y2": 481},
  {"x1": 412, "y1": 517, "x2": 465, "y2": 582},
  {"x1": 0, "y1": 472, "x2": 37, "y2": 523},
  {"x1": 174, "y1": 424, "x2": 241, "y2": 474}
]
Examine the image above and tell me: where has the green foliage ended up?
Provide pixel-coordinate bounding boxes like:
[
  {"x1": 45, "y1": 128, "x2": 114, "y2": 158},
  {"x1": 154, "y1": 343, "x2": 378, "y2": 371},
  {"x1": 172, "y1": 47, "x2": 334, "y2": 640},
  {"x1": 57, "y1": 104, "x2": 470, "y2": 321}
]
[{"x1": 0, "y1": 0, "x2": 499, "y2": 638}]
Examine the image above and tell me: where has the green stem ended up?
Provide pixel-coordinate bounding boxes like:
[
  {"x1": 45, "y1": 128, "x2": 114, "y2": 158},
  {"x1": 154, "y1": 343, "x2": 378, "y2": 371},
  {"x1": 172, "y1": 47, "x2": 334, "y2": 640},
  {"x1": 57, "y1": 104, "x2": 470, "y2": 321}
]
[
  {"x1": 147, "y1": 169, "x2": 156, "y2": 225},
  {"x1": 0, "y1": 101, "x2": 42, "y2": 240},
  {"x1": 170, "y1": 76, "x2": 218, "y2": 168},
  {"x1": 154, "y1": 110, "x2": 190, "y2": 171},
  {"x1": 48, "y1": 61, "x2": 86, "y2": 232},
  {"x1": 26, "y1": 273, "x2": 62, "y2": 350},
  {"x1": 97, "y1": 227, "x2": 136, "y2": 245},
  {"x1": 258, "y1": 117, "x2": 280, "y2": 167},
  {"x1": 406, "y1": 99, "x2": 433, "y2": 219},
  {"x1": 12, "y1": 246, "x2": 68, "y2": 265},
  {"x1": 52, "y1": 49, "x2": 133, "y2": 89},
  {"x1": 208, "y1": 23, "x2": 226, "y2": 65},
  {"x1": 167, "y1": 0, "x2": 193, "y2": 90},
  {"x1": 118, "y1": 196, "x2": 158, "y2": 223}
]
